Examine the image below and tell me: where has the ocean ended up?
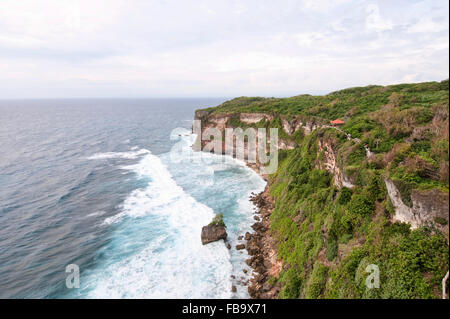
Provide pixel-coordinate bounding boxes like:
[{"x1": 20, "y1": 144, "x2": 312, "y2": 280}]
[{"x1": 0, "y1": 98, "x2": 266, "y2": 298}]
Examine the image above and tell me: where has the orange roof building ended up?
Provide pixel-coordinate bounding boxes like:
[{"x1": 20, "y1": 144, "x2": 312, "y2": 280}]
[{"x1": 330, "y1": 119, "x2": 344, "y2": 125}]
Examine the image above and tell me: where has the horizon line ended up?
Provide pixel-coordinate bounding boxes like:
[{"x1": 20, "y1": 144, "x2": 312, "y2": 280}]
[{"x1": 1, "y1": 78, "x2": 447, "y2": 101}]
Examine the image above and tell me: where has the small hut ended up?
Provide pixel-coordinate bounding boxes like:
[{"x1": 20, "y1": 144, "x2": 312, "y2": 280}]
[{"x1": 330, "y1": 119, "x2": 344, "y2": 126}]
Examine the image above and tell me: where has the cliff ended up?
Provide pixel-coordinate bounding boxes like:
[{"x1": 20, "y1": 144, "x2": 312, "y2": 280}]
[
  {"x1": 194, "y1": 80, "x2": 449, "y2": 299},
  {"x1": 385, "y1": 179, "x2": 449, "y2": 233}
]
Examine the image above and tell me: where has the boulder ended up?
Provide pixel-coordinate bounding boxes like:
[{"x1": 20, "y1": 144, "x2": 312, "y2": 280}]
[
  {"x1": 246, "y1": 242, "x2": 259, "y2": 255},
  {"x1": 236, "y1": 244, "x2": 246, "y2": 250},
  {"x1": 201, "y1": 224, "x2": 227, "y2": 245}
]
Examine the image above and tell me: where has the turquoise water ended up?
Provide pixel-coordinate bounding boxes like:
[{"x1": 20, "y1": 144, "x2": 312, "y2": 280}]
[{"x1": 0, "y1": 99, "x2": 265, "y2": 298}]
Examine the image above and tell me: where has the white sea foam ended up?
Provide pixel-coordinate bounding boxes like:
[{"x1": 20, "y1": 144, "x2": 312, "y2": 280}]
[
  {"x1": 86, "y1": 149, "x2": 150, "y2": 160},
  {"x1": 86, "y1": 210, "x2": 107, "y2": 218},
  {"x1": 84, "y1": 149, "x2": 233, "y2": 298},
  {"x1": 103, "y1": 152, "x2": 191, "y2": 224},
  {"x1": 165, "y1": 130, "x2": 267, "y2": 298},
  {"x1": 80, "y1": 130, "x2": 266, "y2": 299}
]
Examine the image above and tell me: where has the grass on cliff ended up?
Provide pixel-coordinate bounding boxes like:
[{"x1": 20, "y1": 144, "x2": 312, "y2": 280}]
[
  {"x1": 199, "y1": 80, "x2": 448, "y2": 119},
  {"x1": 268, "y1": 131, "x2": 448, "y2": 299},
  {"x1": 198, "y1": 80, "x2": 449, "y2": 299},
  {"x1": 199, "y1": 80, "x2": 449, "y2": 204}
]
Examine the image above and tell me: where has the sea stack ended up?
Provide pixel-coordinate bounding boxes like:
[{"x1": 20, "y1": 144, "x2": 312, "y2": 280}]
[{"x1": 201, "y1": 213, "x2": 227, "y2": 245}]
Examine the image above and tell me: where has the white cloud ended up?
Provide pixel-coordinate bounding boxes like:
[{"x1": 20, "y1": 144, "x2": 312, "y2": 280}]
[
  {"x1": 365, "y1": 4, "x2": 393, "y2": 32},
  {"x1": 0, "y1": 0, "x2": 448, "y2": 98},
  {"x1": 408, "y1": 17, "x2": 448, "y2": 33}
]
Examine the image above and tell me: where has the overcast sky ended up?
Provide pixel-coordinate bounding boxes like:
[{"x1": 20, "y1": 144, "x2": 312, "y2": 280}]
[{"x1": 0, "y1": 0, "x2": 448, "y2": 98}]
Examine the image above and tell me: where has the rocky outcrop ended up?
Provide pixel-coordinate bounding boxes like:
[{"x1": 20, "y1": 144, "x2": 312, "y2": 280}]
[
  {"x1": 240, "y1": 113, "x2": 273, "y2": 124},
  {"x1": 194, "y1": 110, "x2": 210, "y2": 120},
  {"x1": 412, "y1": 188, "x2": 449, "y2": 225},
  {"x1": 385, "y1": 178, "x2": 449, "y2": 230},
  {"x1": 205, "y1": 114, "x2": 230, "y2": 131},
  {"x1": 280, "y1": 116, "x2": 327, "y2": 136},
  {"x1": 385, "y1": 178, "x2": 414, "y2": 225},
  {"x1": 279, "y1": 139, "x2": 296, "y2": 150},
  {"x1": 246, "y1": 186, "x2": 281, "y2": 299},
  {"x1": 201, "y1": 224, "x2": 227, "y2": 245},
  {"x1": 301, "y1": 121, "x2": 321, "y2": 135},
  {"x1": 317, "y1": 138, "x2": 354, "y2": 189},
  {"x1": 281, "y1": 117, "x2": 302, "y2": 135},
  {"x1": 194, "y1": 111, "x2": 335, "y2": 160}
]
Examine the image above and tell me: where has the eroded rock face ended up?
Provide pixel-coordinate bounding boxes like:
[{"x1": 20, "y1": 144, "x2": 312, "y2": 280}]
[
  {"x1": 385, "y1": 178, "x2": 449, "y2": 230},
  {"x1": 240, "y1": 113, "x2": 273, "y2": 124},
  {"x1": 317, "y1": 138, "x2": 354, "y2": 189},
  {"x1": 201, "y1": 225, "x2": 227, "y2": 245},
  {"x1": 207, "y1": 114, "x2": 230, "y2": 131},
  {"x1": 278, "y1": 139, "x2": 296, "y2": 150},
  {"x1": 281, "y1": 117, "x2": 303, "y2": 136},
  {"x1": 385, "y1": 178, "x2": 414, "y2": 225},
  {"x1": 194, "y1": 110, "x2": 210, "y2": 120},
  {"x1": 301, "y1": 121, "x2": 320, "y2": 135}
]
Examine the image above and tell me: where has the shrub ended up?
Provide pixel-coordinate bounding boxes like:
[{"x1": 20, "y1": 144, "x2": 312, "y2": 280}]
[
  {"x1": 366, "y1": 174, "x2": 386, "y2": 202},
  {"x1": 348, "y1": 194, "x2": 375, "y2": 217},
  {"x1": 385, "y1": 197, "x2": 396, "y2": 216},
  {"x1": 326, "y1": 237, "x2": 338, "y2": 261},
  {"x1": 338, "y1": 187, "x2": 353, "y2": 205},
  {"x1": 209, "y1": 213, "x2": 226, "y2": 227},
  {"x1": 212, "y1": 81, "x2": 450, "y2": 299},
  {"x1": 305, "y1": 262, "x2": 328, "y2": 298},
  {"x1": 391, "y1": 178, "x2": 415, "y2": 207}
]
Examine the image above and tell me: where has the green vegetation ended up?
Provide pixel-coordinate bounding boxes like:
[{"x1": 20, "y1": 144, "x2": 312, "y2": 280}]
[
  {"x1": 269, "y1": 130, "x2": 448, "y2": 299},
  {"x1": 198, "y1": 80, "x2": 449, "y2": 299},
  {"x1": 209, "y1": 213, "x2": 226, "y2": 228}
]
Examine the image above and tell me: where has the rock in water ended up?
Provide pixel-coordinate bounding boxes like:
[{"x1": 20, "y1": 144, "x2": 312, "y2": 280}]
[
  {"x1": 201, "y1": 213, "x2": 227, "y2": 245},
  {"x1": 201, "y1": 224, "x2": 227, "y2": 245}
]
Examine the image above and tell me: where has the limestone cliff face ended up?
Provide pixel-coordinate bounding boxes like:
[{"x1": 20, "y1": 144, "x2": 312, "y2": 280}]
[
  {"x1": 280, "y1": 116, "x2": 325, "y2": 136},
  {"x1": 301, "y1": 121, "x2": 322, "y2": 135},
  {"x1": 195, "y1": 111, "x2": 326, "y2": 141},
  {"x1": 201, "y1": 113, "x2": 230, "y2": 131},
  {"x1": 194, "y1": 111, "x2": 294, "y2": 151},
  {"x1": 281, "y1": 117, "x2": 303, "y2": 135},
  {"x1": 385, "y1": 178, "x2": 449, "y2": 231},
  {"x1": 240, "y1": 113, "x2": 273, "y2": 124},
  {"x1": 279, "y1": 139, "x2": 296, "y2": 150},
  {"x1": 195, "y1": 110, "x2": 448, "y2": 231},
  {"x1": 317, "y1": 138, "x2": 355, "y2": 189},
  {"x1": 194, "y1": 110, "x2": 210, "y2": 120}
]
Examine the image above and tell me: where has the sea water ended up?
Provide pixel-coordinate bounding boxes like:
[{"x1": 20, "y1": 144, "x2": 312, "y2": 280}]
[{"x1": 0, "y1": 98, "x2": 266, "y2": 298}]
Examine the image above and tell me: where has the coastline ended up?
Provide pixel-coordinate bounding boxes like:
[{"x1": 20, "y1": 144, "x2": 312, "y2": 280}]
[
  {"x1": 233, "y1": 161, "x2": 282, "y2": 298},
  {"x1": 247, "y1": 182, "x2": 282, "y2": 298},
  {"x1": 191, "y1": 120, "x2": 282, "y2": 298},
  {"x1": 192, "y1": 79, "x2": 450, "y2": 299},
  {"x1": 190, "y1": 141, "x2": 281, "y2": 298}
]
